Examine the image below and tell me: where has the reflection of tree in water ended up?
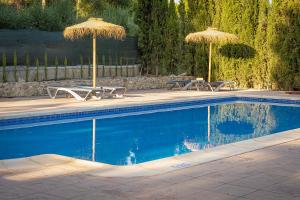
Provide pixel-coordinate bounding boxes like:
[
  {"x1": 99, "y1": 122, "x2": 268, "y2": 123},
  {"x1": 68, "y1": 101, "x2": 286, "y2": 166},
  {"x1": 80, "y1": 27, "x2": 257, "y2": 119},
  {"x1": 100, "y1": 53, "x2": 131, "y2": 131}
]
[{"x1": 210, "y1": 103, "x2": 276, "y2": 145}]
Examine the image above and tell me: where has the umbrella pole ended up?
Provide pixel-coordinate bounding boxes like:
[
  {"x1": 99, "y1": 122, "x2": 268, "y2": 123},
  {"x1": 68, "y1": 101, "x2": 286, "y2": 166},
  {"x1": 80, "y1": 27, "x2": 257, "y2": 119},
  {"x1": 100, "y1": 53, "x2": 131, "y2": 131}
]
[
  {"x1": 93, "y1": 35, "x2": 97, "y2": 88},
  {"x1": 208, "y1": 42, "x2": 212, "y2": 82}
]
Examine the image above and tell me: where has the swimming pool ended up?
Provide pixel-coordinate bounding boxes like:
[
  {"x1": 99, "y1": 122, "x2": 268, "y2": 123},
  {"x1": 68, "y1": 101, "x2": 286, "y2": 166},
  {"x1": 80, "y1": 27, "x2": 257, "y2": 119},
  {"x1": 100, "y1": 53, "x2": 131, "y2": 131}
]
[{"x1": 1, "y1": 97, "x2": 300, "y2": 165}]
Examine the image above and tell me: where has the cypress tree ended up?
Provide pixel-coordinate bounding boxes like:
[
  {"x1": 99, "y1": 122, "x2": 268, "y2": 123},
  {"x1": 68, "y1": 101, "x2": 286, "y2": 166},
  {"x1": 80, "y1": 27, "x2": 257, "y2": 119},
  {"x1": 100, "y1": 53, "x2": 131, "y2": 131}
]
[
  {"x1": 135, "y1": 0, "x2": 153, "y2": 74},
  {"x1": 149, "y1": 0, "x2": 161, "y2": 75},
  {"x1": 268, "y1": 0, "x2": 300, "y2": 90},
  {"x1": 149, "y1": 0, "x2": 168, "y2": 75},
  {"x1": 165, "y1": 0, "x2": 180, "y2": 74},
  {"x1": 160, "y1": 0, "x2": 169, "y2": 75},
  {"x1": 254, "y1": 0, "x2": 270, "y2": 89},
  {"x1": 178, "y1": 0, "x2": 189, "y2": 74}
]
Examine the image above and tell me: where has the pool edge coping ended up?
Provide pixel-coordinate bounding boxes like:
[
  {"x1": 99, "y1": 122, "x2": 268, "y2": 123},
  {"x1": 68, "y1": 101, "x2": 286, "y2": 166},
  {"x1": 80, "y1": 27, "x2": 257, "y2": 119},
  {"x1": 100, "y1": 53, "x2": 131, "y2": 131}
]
[
  {"x1": 1, "y1": 93, "x2": 300, "y2": 121},
  {"x1": 1, "y1": 128, "x2": 300, "y2": 178},
  {"x1": 0, "y1": 94, "x2": 233, "y2": 120}
]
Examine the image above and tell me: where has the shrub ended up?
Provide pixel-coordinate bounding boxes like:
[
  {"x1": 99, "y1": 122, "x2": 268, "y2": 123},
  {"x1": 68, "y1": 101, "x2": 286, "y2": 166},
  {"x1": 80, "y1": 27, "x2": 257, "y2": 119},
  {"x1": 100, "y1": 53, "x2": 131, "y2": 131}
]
[
  {"x1": 77, "y1": 0, "x2": 107, "y2": 17},
  {"x1": 35, "y1": 57, "x2": 39, "y2": 81},
  {"x1": 98, "y1": 4, "x2": 138, "y2": 36},
  {"x1": 13, "y1": 50, "x2": 17, "y2": 82},
  {"x1": 25, "y1": 53, "x2": 30, "y2": 82},
  {"x1": 54, "y1": 56, "x2": 58, "y2": 80},
  {"x1": 0, "y1": 1, "x2": 137, "y2": 35},
  {"x1": 64, "y1": 56, "x2": 68, "y2": 79},
  {"x1": 39, "y1": 1, "x2": 76, "y2": 31},
  {"x1": 88, "y1": 57, "x2": 91, "y2": 78},
  {"x1": 2, "y1": 53, "x2": 7, "y2": 82},
  {"x1": 102, "y1": 55, "x2": 105, "y2": 77},
  {"x1": 0, "y1": 1, "x2": 75, "y2": 31},
  {"x1": 44, "y1": 52, "x2": 48, "y2": 80},
  {"x1": 109, "y1": 55, "x2": 112, "y2": 77},
  {"x1": 80, "y1": 54, "x2": 83, "y2": 79}
]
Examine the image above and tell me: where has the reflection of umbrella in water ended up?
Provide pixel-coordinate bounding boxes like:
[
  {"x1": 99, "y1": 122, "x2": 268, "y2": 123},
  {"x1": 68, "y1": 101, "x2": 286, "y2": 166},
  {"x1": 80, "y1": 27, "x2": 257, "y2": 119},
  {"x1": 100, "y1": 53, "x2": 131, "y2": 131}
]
[
  {"x1": 185, "y1": 27, "x2": 238, "y2": 82},
  {"x1": 206, "y1": 106, "x2": 214, "y2": 149},
  {"x1": 183, "y1": 106, "x2": 213, "y2": 151},
  {"x1": 64, "y1": 18, "x2": 126, "y2": 88},
  {"x1": 183, "y1": 106, "x2": 213, "y2": 152}
]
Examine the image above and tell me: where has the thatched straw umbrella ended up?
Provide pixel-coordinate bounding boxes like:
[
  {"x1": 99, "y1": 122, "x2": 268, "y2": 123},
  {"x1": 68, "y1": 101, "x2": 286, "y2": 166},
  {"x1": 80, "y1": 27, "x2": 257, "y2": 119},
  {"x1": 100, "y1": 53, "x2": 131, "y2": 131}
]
[
  {"x1": 64, "y1": 18, "x2": 126, "y2": 88},
  {"x1": 185, "y1": 27, "x2": 238, "y2": 82}
]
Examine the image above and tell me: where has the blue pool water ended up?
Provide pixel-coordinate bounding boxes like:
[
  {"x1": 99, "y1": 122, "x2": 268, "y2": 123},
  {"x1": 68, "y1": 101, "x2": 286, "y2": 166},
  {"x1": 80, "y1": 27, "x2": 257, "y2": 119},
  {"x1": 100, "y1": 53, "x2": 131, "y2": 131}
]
[{"x1": 1, "y1": 98, "x2": 300, "y2": 165}]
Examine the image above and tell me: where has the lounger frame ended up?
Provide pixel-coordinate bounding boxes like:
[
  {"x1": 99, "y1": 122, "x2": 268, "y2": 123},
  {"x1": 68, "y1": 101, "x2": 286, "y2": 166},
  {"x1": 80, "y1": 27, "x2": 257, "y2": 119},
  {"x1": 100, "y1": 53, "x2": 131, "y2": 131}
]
[{"x1": 47, "y1": 86, "x2": 126, "y2": 101}]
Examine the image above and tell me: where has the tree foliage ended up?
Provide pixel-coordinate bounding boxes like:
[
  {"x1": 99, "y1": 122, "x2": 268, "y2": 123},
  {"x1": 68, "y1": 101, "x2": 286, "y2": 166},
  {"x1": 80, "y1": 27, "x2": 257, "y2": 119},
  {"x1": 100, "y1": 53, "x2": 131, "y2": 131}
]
[
  {"x1": 0, "y1": 0, "x2": 138, "y2": 35},
  {"x1": 268, "y1": 0, "x2": 300, "y2": 90},
  {"x1": 1, "y1": 0, "x2": 300, "y2": 90}
]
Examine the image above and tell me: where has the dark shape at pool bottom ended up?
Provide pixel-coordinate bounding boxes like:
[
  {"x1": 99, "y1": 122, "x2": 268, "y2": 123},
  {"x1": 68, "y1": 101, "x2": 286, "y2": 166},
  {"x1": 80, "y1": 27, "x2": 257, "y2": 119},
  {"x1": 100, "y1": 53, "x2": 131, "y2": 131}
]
[{"x1": 217, "y1": 121, "x2": 254, "y2": 135}]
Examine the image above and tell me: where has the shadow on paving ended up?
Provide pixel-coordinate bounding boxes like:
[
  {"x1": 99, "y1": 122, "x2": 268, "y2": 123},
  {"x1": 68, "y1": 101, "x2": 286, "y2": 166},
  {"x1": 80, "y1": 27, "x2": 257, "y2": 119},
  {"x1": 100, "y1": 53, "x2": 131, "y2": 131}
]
[{"x1": 0, "y1": 140, "x2": 299, "y2": 200}]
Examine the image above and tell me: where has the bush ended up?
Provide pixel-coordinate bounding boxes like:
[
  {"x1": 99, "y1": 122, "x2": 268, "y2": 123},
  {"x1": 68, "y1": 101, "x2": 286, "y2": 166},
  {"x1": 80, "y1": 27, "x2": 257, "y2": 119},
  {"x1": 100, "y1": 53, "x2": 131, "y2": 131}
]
[
  {"x1": 0, "y1": 5, "x2": 18, "y2": 29},
  {"x1": 0, "y1": 1, "x2": 137, "y2": 35},
  {"x1": 0, "y1": 1, "x2": 75, "y2": 31},
  {"x1": 97, "y1": 4, "x2": 138, "y2": 36}
]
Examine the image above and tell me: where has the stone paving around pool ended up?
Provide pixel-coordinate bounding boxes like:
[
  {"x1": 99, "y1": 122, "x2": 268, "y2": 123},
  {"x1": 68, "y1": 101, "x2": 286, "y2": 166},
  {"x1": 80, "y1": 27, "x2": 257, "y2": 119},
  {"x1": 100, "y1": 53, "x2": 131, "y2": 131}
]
[
  {"x1": 0, "y1": 139, "x2": 299, "y2": 200},
  {"x1": 1, "y1": 89, "x2": 300, "y2": 199}
]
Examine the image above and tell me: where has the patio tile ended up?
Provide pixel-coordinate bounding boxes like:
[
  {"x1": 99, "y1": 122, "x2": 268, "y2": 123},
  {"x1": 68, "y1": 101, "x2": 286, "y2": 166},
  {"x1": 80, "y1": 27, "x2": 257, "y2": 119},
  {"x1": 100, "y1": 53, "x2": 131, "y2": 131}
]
[
  {"x1": 192, "y1": 191, "x2": 239, "y2": 200},
  {"x1": 263, "y1": 178, "x2": 300, "y2": 197},
  {"x1": 2, "y1": 166, "x2": 72, "y2": 181},
  {"x1": 211, "y1": 184, "x2": 257, "y2": 197},
  {"x1": 2, "y1": 158, "x2": 40, "y2": 171},
  {"x1": 0, "y1": 185, "x2": 39, "y2": 199},
  {"x1": 86, "y1": 165, "x2": 158, "y2": 177},
  {"x1": 44, "y1": 184, "x2": 89, "y2": 199},
  {"x1": 243, "y1": 190, "x2": 298, "y2": 200},
  {"x1": 17, "y1": 193, "x2": 66, "y2": 200},
  {"x1": 1, "y1": 191, "x2": 23, "y2": 200},
  {"x1": 227, "y1": 172, "x2": 288, "y2": 189},
  {"x1": 69, "y1": 191, "x2": 131, "y2": 200},
  {"x1": 178, "y1": 167, "x2": 217, "y2": 179},
  {"x1": 133, "y1": 182, "x2": 200, "y2": 200},
  {"x1": 135, "y1": 186, "x2": 237, "y2": 200},
  {"x1": 28, "y1": 154, "x2": 73, "y2": 167},
  {"x1": 139, "y1": 157, "x2": 191, "y2": 172},
  {"x1": 197, "y1": 170, "x2": 250, "y2": 183},
  {"x1": 20, "y1": 181, "x2": 62, "y2": 193},
  {"x1": 146, "y1": 170, "x2": 195, "y2": 184},
  {"x1": 74, "y1": 178, "x2": 125, "y2": 192},
  {"x1": 262, "y1": 166, "x2": 299, "y2": 177},
  {"x1": 182, "y1": 175, "x2": 227, "y2": 190},
  {"x1": 116, "y1": 176, "x2": 172, "y2": 194}
]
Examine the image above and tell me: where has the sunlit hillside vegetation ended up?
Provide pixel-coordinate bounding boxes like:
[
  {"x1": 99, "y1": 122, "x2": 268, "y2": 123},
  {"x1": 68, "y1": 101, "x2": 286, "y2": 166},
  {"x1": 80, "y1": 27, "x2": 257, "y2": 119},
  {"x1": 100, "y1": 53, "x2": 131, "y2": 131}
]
[
  {"x1": 0, "y1": 0, "x2": 299, "y2": 90},
  {"x1": 0, "y1": 0, "x2": 138, "y2": 35}
]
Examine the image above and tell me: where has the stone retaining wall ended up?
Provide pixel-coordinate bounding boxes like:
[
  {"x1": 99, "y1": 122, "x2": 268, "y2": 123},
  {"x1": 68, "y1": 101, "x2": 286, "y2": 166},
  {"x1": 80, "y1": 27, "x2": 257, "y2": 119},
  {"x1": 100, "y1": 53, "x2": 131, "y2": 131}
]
[{"x1": 0, "y1": 76, "x2": 177, "y2": 97}]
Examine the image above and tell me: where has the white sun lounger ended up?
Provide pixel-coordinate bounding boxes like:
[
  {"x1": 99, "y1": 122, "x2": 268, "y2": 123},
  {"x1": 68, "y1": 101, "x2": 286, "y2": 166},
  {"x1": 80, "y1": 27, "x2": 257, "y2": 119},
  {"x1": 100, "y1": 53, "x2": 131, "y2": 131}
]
[
  {"x1": 47, "y1": 86, "x2": 104, "y2": 101},
  {"x1": 182, "y1": 79, "x2": 206, "y2": 90},
  {"x1": 206, "y1": 81, "x2": 236, "y2": 92},
  {"x1": 79, "y1": 86, "x2": 126, "y2": 98},
  {"x1": 47, "y1": 86, "x2": 126, "y2": 101}
]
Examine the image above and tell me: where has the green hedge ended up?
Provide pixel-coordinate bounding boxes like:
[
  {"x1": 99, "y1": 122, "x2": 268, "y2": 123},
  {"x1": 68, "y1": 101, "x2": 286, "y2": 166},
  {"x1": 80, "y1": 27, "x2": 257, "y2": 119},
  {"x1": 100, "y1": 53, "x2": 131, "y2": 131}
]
[{"x1": 135, "y1": 0, "x2": 300, "y2": 90}]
